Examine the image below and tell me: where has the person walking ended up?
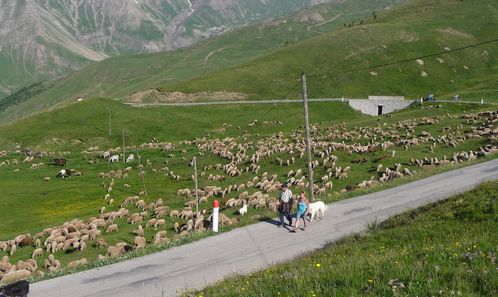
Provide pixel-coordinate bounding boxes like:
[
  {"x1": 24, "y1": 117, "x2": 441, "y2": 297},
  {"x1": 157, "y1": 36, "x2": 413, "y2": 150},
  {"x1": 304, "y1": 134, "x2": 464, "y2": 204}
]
[
  {"x1": 291, "y1": 191, "x2": 309, "y2": 232},
  {"x1": 278, "y1": 183, "x2": 293, "y2": 228}
]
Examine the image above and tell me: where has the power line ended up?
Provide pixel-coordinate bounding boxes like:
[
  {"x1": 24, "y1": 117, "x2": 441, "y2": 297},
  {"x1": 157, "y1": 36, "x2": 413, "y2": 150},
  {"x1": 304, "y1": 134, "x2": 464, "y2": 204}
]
[{"x1": 307, "y1": 37, "x2": 498, "y2": 79}]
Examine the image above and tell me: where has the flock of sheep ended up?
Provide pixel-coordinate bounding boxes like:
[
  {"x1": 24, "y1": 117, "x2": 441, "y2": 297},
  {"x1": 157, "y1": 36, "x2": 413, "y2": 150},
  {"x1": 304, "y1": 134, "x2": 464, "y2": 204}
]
[{"x1": 0, "y1": 109, "x2": 497, "y2": 285}]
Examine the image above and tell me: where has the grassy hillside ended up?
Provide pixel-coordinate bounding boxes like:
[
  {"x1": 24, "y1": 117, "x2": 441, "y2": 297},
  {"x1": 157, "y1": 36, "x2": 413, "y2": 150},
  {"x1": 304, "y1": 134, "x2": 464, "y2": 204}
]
[
  {"x1": 191, "y1": 182, "x2": 498, "y2": 297},
  {"x1": 0, "y1": 98, "x2": 496, "y2": 281},
  {"x1": 0, "y1": 0, "x2": 406, "y2": 123},
  {"x1": 162, "y1": 0, "x2": 498, "y2": 101}
]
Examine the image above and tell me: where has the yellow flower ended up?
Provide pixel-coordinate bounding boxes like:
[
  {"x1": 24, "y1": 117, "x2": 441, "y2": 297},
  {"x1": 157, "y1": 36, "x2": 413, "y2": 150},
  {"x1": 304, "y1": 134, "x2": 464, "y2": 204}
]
[
  {"x1": 368, "y1": 279, "x2": 374, "y2": 284},
  {"x1": 315, "y1": 263, "x2": 321, "y2": 268}
]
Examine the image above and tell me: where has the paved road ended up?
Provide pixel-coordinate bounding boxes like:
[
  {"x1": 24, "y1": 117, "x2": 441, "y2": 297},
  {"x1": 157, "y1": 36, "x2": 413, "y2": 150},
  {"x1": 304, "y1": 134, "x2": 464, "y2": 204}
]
[
  {"x1": 30, "y1": 159, "x2": 498, "y2": 297},
  {"x1": 125, "y1": 98, "x2": 349, "y2": 107},
  {"x1": 125, "y1": 98, "x2": 497, "y2": 107}
]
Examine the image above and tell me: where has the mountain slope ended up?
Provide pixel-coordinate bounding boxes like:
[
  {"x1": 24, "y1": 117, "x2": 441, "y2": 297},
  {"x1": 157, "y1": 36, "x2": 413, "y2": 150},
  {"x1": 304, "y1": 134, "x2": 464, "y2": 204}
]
[
  {"x1": 0, "y1": 0, "x2": 334, "y2": 96},
  {"x1": 0, "y1": 0, "x2": 403, "y2": 122},
  {"x1": 160, "y1": 0, "x2": 498, "y2": 101}
]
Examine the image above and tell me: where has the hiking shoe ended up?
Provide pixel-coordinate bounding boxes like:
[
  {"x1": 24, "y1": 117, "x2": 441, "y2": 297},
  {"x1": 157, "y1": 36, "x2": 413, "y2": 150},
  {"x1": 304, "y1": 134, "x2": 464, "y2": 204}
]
[{"x1": 290, "y1": 229, "x2": 296, "y2": 233}]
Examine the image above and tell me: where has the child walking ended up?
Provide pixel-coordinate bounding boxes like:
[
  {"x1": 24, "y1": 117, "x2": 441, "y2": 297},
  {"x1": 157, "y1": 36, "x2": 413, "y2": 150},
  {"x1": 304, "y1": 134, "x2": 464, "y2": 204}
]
[{"x1": 291, "y1": 191, "x2": 309, "y2": 232}]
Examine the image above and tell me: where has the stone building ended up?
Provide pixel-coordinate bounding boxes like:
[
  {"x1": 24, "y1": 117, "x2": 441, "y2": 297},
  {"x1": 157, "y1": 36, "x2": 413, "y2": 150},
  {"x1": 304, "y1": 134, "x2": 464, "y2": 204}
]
[{"x1": 348, "y1": 96, "x2": 413, "y2": 116}]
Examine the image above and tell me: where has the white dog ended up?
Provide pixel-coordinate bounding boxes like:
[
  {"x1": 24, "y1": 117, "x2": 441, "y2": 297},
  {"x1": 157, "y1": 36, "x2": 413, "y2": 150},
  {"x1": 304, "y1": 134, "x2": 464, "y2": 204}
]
[{"x1": 307, "y1": 201, "x2": 328, "y2": 221}]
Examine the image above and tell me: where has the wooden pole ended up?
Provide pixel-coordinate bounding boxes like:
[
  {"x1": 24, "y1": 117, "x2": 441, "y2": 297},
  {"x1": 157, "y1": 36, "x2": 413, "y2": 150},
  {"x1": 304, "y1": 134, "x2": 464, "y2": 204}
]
[
  {"x1": 301, "y1": 73, "x2": 315, "y2": 202},
  {"x1": 122, "y1": 129, "x2": 126, "y2": 163},
  {"x1": 193, "y1": 157, "x2": 199, "y2": 215},
  {"x1": 137, "y1": 150, "x2": 147, "y2": 196},
  {"x1": 108, "y1": 109, "x2": 112, "y2": 137}
]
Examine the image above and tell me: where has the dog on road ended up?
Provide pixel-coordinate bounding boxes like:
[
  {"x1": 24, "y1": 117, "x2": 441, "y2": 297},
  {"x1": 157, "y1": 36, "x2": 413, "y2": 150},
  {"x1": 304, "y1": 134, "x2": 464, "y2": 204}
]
[{"x1": 308, "y1": 201, "x2": 328, "y2": 221}]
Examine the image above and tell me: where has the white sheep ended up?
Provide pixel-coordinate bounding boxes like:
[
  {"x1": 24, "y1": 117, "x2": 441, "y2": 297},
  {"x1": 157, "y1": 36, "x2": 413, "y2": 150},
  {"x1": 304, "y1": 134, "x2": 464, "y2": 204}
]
[
  {"x1": 32, "y1": 248, "x2": 43, "y2": 259},
  {"x1": 238, "y1": 202, "x2": 248, "y2": 216}
]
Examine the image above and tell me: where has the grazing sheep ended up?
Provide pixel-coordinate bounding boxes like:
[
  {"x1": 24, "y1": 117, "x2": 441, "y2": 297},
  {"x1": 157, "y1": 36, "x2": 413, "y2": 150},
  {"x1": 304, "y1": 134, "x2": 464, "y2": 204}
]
[
  {"x1": 154, "y1": 219, "x2": 166, "y2": 228},
  {"x1": 134, "y1": 225, "x2": 144, "y2": 237},
  {"x1": 9, "y1": 244, "x2": 16, "y2": 256},
  {"x1": 32, "y1": 248, "x2": 43, "y2": 259},
  {"x1": 43, "y1": 176, "x2": 51, "y2": 182},
  {"x1": 134, "y1": 236, "x2": 146, "y2": 249},
  {"x1": 107, "y1": 246, "x2": 121, "y2": 258},
  {"x1": 106, "y1": 224, "x2": 118, "y2": 233},
  {"x1": 238, "y1": 202, "x2": 248, "y2": 216},
  {"x1": 153, "y1": 231, "x2": 168, "y2": 245},
  {"x1": 1, "y1": 269, "x2": 31, "y2": 284},
  {"x1": 67, "y1": 258, "x2": 88, "y2": 269},
  {"x1": 95, "y1": 238, "x2": 108, "y2": 248}
]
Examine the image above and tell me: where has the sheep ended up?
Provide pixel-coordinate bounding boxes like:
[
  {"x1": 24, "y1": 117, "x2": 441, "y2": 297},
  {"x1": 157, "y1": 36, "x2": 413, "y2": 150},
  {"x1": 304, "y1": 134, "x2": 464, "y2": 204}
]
[
  {"x1": 1, "y1": 269, "x2": 32, "y2": 284},
  {"x1": 9, "y1": 244, "x2": 16, "y2": 256},
  {"x1": 154, "y1": 219, "x2": 166, "y2": 228},
  {"x1": 144, "y1": 219, "x2": 156, "y2": 228},
  {"x1": 134, "y1": 225, "x2": 144, "y2": 237},
  {"x1": 95, "y1": 238, "x2": 108, "y2": 248},
  {"x1": 106, "y1": 224, "x2": 118, "y2": 233},
  {"x1": 67, "y1": 258, "x2": 88, "y2": 269},
  {"x1": 107, "y1": 246, "x2": 121, "y2": 258},
  {"x1": 43, "y1": 176, "x2": 51, "y2": 182},
  {"x1": 89, "y1": 229, "x2": 102, "y2": 240},
  {"x1": 152, "y1": 230, "x2": 168, "y2": 244},
  {"x1": 238, "y1": 202, "x2": 248, "y2": 216},
  {"x1": 134, "y1": 236, "x2": 146, "y2": 249},
  {"x1": 32, "y1": 248, "x2": 43, "y2": 259},
  {"x1": 128, "y1": 214, "x2": 144, "y2": 224}
]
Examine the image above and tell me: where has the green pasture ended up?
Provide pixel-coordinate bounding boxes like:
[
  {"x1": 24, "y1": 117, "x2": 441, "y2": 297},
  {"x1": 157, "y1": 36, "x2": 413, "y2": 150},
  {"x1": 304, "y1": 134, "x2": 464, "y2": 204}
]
[{"x1": 0, "y1": 98, "x2": 496, "y2": 275}]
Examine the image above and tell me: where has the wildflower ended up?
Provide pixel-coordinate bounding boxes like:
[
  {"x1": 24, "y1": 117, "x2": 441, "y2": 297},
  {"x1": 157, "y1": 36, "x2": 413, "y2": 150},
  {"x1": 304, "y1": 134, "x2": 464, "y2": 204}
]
[
  {"x1": 368, "y1": 279, "x2": 374, "y2": 284},
  {"x1": 315, "y1": 263, "x2": 321, "y2": 269}
]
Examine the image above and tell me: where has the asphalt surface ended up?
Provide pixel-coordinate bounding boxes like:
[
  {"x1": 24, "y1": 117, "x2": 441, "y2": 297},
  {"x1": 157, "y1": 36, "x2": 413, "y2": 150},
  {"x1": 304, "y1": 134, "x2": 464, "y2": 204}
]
[
  {"x1": 124, "y1": 98, "x2": 498, "y2": 107},
  {"x1": 30, "y1": 159, "x2": 498, "y2": 297},
  {"x1": 125, "y1": 98, "x2": 349, "y2": 107}
]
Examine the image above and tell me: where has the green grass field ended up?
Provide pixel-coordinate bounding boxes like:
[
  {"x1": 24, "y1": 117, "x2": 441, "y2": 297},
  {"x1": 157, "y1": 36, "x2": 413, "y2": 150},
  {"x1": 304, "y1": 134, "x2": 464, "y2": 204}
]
[
  {"x1": 0, "y1": 98, "x2": 496, "y2": 280},
  {"x1": 190, "y1": 182, "x2": 498, "y2": 297}
]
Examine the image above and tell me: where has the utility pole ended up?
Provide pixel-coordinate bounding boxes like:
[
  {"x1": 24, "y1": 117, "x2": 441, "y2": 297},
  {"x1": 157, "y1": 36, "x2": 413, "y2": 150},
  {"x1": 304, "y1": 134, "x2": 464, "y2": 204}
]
[
  {"x1": 301, "y1": 73, "x2": 315, "y2": 201},
  {"x1": 193, "y1": 156, "x2": 199, "y2": 215},
  {"x1": 137, "y1": 150, "x2": 147, "y2": 196},
  {"x1": 122, "y1": 129, "x2": 126, "y2": 163},
  {"x1": 108, "y1": 109, "x2": 112, "y2": 137}
]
